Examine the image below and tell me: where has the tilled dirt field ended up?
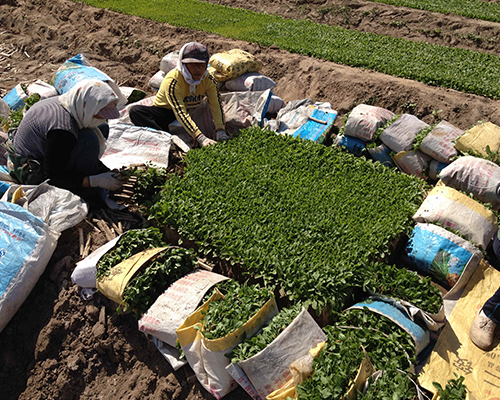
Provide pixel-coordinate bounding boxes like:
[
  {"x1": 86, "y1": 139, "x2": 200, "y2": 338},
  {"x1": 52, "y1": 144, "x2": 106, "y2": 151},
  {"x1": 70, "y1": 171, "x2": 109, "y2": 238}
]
[{"x1": 1, "y1": 0, "x2": 500, "y2": 399}]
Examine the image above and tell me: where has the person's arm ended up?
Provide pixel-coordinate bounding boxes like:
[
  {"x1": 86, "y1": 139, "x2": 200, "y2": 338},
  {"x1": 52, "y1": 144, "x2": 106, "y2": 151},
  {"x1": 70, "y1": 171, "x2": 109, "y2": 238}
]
[
  {"x1": 165, "y1": 78, "x2": 204, "y2": 139},
  {"x1": 205, "y1": 74, "x2": 226, "y2": 132},
  {"x1": 44, "y1": 129, "x2": 86, "y2": 191}
]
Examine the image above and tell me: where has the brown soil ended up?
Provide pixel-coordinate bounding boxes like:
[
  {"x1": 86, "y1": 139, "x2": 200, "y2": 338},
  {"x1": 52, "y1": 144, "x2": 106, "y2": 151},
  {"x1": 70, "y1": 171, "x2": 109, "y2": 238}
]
[{"x1": 1, "y1": 0, "x2": 500, "y2": 399}]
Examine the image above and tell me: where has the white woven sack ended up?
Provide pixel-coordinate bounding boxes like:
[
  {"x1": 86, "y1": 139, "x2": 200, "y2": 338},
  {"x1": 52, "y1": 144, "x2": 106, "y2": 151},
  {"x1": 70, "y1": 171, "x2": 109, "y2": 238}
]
[
  {"x1": 225, "y1": 72, "x2": 276, "y2": 92},
  {"x1": 380, "y1": 114, "x2": 429, "y2": 153},
  {"x1": 226, "y1": 308, "x2": 326, "y2": 400},
  {"x1": 419, "y1": 121, "x2": 463, "y2": 163},
  {"x1": 393, "y1": 150, "x2": 431, "y2": 178},
  {"x1": 413, "y1": 185, "x2": 498, "y2": 248},
  {"x1": 160, "y1": 51, "x2": 180, "y2": 73},
  {"x1": 344, "y1": 104, "x2": 395, "y2": 141},
  {"x1": 138, "y1": 270, "x2": 228, "y2": 348},
  {"x1": 439, "y1": 156, "x2": 500, "y2": 210}
]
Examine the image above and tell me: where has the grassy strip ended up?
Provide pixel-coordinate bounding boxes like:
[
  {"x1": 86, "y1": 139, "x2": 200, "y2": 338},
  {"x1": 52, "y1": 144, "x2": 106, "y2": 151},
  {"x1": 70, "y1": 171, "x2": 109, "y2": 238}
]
[
  {"x1": 366, "y1": 0, "x2": 500, "y2": 24},
  {"x1": 148, "y1": 127, "x2": 442, "y2": 314},
  {"x1": 75, "y1": 0, "x2": 500, "y2": 99}
]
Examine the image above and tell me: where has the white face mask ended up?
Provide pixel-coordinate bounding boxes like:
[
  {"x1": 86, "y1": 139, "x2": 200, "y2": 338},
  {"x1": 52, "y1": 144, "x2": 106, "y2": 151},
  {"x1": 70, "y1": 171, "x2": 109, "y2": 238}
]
[{"x1": 87, "y1": 117, "x2": 104, "y2": 128}]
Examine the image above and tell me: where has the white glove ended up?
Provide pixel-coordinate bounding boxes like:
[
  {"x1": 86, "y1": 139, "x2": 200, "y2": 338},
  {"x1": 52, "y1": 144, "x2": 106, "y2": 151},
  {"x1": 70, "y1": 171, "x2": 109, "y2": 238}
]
[
  {"x1": 216, "y1": 130, "x2": 231, "y2": 142},
  {"x1": 197, "y1": 133, "x2": 217, "y2": 147},
  {"x1": 88, "y1": 171, "x2": 124, "y2": 191}
]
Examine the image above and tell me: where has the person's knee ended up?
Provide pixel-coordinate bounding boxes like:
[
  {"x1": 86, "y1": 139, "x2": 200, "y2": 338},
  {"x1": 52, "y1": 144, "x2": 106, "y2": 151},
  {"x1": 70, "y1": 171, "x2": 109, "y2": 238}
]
[
  {"x1": 98, "y1": 123, "x2": 109, "y2": 139},
  {"x1": 129, "y1": 106, "x2": 140, "y2": 125},
  {"x1": 493, "y1": 231, "x2": 500, "y2": 261}
]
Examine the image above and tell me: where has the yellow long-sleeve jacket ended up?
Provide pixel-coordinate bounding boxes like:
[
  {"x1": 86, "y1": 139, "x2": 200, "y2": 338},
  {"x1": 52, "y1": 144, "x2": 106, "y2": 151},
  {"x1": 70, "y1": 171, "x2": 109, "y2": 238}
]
[{"x1": 153, "y1": 69, "x2": 225, "y2": 138}]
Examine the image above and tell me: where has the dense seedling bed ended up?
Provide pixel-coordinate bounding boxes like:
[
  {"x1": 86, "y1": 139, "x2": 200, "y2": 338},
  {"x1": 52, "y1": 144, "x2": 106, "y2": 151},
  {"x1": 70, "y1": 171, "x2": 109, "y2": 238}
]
[
  {"x1": 148, "y1": 127, "x2": 442, "y2": 314},
  {"x1": 296, "y1": 322, "x2": 416, "y2": 399},
  {"x1": 366, "y1": 0, "x2": 500, "y2": 23},
  {"x1": 77, "y1": 0, "x2": 500, "y2": 99}
]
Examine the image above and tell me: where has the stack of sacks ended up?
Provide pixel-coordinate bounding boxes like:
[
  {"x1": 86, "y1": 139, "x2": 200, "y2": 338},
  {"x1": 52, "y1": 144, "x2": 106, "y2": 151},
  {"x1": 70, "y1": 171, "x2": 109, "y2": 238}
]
[
  {"x1": 335, "y1": 104, "x2": 466, "y2": 180},
  {"x1": 210, "y1": 48, "x2": 285, "y2": 115},
  {"x1": 335, "y1": 104, "x2": 396, "y2": 160}
]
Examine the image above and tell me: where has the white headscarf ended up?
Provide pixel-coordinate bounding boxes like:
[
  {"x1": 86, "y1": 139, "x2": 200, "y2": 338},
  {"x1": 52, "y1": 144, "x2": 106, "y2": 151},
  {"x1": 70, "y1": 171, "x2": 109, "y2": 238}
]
[
  {"x1": 59, "y1": 79, "x2": 119, "y2": 129},
  {"x1": 176, "y1": 43, "x2": 209, "y2": 95}
]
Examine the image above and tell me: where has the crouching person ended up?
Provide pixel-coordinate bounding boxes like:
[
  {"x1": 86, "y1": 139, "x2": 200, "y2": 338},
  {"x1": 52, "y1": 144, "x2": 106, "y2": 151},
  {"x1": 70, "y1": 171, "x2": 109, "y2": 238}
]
[
  {"x1": 6, "y1": 79, "x2": 125, "y2": 207},
  {"x1": 129, "y1": 42, "x2": 229, "y2": 147}
]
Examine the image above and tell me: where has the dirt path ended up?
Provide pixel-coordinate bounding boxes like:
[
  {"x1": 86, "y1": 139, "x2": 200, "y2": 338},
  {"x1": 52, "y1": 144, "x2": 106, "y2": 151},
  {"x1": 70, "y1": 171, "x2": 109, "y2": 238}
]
[{"x1": 1, "y1": 0, "x2": 500, "y2": 399}]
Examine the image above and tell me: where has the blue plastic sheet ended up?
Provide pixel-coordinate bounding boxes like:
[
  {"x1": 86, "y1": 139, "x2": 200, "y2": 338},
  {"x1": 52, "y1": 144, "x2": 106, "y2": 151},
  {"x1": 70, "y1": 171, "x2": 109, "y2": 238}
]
[{"x1": 292, "y1": 108, "x2": 337, "y2": 144}]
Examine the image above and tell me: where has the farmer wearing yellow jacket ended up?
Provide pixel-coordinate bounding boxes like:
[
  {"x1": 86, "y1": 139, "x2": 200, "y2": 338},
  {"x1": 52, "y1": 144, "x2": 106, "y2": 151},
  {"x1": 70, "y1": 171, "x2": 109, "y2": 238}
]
[{"x1": 130, "y1": 42, "x2": 228, "y2": 147}]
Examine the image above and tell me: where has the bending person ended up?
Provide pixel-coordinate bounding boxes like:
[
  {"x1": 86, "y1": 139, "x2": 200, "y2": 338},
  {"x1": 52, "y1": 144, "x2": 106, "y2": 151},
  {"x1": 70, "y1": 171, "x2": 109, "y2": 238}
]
[
  {"x1": 129, "y1": 42, "x2": 228, "y2": 147},
  {"x1": 9, "y1": 79, "x2": 124, "y2": 204}
]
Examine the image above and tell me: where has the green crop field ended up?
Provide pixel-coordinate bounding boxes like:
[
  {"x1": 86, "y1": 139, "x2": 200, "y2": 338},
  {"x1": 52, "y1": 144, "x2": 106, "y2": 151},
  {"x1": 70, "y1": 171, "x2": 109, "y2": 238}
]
[{"x1": 75, "y1": 0, "x2": 500, "y2": 99}]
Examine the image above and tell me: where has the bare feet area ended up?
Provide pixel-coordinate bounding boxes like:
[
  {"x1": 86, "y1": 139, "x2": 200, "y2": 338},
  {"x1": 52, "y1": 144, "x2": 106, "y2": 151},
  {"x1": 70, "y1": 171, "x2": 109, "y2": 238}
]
[{"x1": 1, "y1": 0, "x2": 499, "y2": 399}]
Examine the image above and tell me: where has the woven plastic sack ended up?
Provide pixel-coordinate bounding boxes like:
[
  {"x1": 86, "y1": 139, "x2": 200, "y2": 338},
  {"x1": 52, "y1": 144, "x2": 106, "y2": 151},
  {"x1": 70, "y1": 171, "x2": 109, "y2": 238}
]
[
  {"x1": 380, "y1": 114, "x2": 429, "y2": 153},
  {"x1": 393, "y1": 150, "x2": 431, "y2": 178},
  {"x1": 404, "y1": 222, "x2": 483, "y2": 288},
  {"x1": 413, "y1": 184, "x2": 498, "y2": 249},
  {"x1": 225, "y1": 72, "x2": 276, "y2": 92},
  {"x1": 160, "y1": 51, "x2": 180, "y2": 73},
  {"x1": 455, "y1": 122, "x2": 500, "y2": 159},
  {"x1": 0, "y1": 201, "x2": 59, "y2": 333},
  {"x1": 225, "y1": 308, "x2": 326, "y2": 400},
  {"x1": 344, "y1": 104, "x2": 395, "y2": 141},
  {"x1": 439, "y1": 156, "x2": 500, "y2": 210},
  {"x1": 419, "y1": 121, "x2": 463, "y2": 163},
  {"x1": 176, "y1": 289, "x2": 278, "y2": 399},
  {"x1": 209, "y1": 49, "x2": 263, "y2": 82}
]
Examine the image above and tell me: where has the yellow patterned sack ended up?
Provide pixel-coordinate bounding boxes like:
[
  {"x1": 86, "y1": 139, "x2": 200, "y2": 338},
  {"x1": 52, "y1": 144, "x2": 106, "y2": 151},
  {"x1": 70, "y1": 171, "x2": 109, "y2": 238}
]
[
  {"x1": 209, "y1": 49, "x2": 263, "y2": 82},
  {"x1": 455, "y1": 122, "x2": 500, "y2": 159},
  {"x1": 419, "y1": 260, "x2": 500, "y2": 400}
]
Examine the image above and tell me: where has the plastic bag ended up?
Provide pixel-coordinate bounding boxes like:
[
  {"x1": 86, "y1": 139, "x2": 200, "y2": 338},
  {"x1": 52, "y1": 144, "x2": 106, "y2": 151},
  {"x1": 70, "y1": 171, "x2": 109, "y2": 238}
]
[
  {"x1": 160, "y1": 51, "x2": 180, "y2": 73},
  {"x1": 334, "y1": 135, "x2": 366, "y2": 157},
  {"x1": 101, "y1": 123, "x2": 172, "y2": 169},
  {"x1": 2, "y1": 83, "x2": 28, "y2": 111},
  {"x1": 1, "y1": 181, "x2": 88, "y2": 233},
  {"x1": 419, "y1": 260, "x2": 500, "y2": 400},
  {"x1": 0, "y1": 201, "x2": 59, "y2": 333},
  {"x1": 291, "y1": 108, "x2": 337, "y2": 144},
  {"x1": 27, "y1": 80, "x2": 58, "y2": 99},
  {"x1": 221, "y1": 90, "x2": 273, "y2": 133},
  {"x1": 366, "y1": 144, "x2": 396, "y2": 168},
  {"x1": 393, "y1": 149, "x2": 431, "y2": 178},
  {"x1": 349, "y1": 298, "x2": 432, "y2": 355},
  {"x1": 149, "y1": 70, "x2": 165, "y2": 91},
  {"x1": 139, "y1": 270, "x2": 228, "y2": 348},
  {"x1": 51, "y1": 53, "x2": 127, "y2": 106},
  {"x1": 404, "y1": 222, "x2": 483, "y2": 289},
  {"x1": 455, "y1": 121, "x2": 500, "y2": 158}
]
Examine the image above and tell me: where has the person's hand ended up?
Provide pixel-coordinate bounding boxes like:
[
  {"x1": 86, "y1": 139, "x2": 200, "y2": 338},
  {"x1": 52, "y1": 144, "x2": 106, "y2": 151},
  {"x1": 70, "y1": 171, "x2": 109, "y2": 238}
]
[
  {"x1": 197, "y1": 133, "x2": 217, "y2": 147},
  {"x1": 88, "y1": 171, "x2": 124, "y2": 191},
  {"x1": 216, "y1": 129, "x2": 231, "y2": 142}
]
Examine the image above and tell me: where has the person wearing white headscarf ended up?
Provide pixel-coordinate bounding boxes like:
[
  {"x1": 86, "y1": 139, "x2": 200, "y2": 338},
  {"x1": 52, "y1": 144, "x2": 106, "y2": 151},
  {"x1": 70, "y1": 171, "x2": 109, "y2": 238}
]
[
  {"x1": 11, "y1": 79, "x2": 123, "y2": 202},
  {"x1": 129, "y1": 42, "x2": 228, "y2": 147}
]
